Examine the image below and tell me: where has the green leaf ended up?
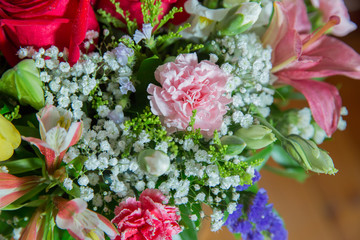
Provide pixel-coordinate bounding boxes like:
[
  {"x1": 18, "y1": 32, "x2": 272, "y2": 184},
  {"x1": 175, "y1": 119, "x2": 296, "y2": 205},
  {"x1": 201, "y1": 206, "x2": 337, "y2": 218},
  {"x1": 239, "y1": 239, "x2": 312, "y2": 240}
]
[
  {"x1": 0, "y1": 59, "x2": 44, "y2": 109},
  {"x1": 59, "y1": 182, "x2": 81, "y2": 198},
  {"x1": 2, "y1": 198, "x2": 46, "y2": 210},
  {"x1": 264, "y1": 165, "x2": 308, "y2": 182},
  {"x1": 43, "y1": 202, "x2": 56, "y2": 240},
  {"x1": 14, "y1": 125, "x2": 40, "y2": 138},
  {"x1": 134, "y1": 56, "x2": 162, "y2": 111},
  {"x1": 178, "y1": 204, "x2": 198, "y2": 240},
  {"x1": 66, "y1": 156, "x2": 87, "y2": 178},
  {"x1": 0, "y1": 157, "x2": 42, "y2": 174},
  {"x1": 7, "y1": 183, "x2": 47, "y2": 208},
  {"x1": 271, "y1": 144, "x2": 301, "y2": 168}
]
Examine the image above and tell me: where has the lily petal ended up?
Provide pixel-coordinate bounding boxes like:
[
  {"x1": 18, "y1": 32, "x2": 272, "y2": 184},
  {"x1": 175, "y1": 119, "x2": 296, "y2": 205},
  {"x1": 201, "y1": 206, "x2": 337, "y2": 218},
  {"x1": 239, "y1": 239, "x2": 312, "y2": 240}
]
[
  {"x1": 310, "y1": 0, "x2": 357, "y2": 37},
  {"x1": 278, "y1": 77, "x2": 342, "y2": 136},
  {"x1": 283, "y1": 35, "x2": 360, "y2": 79},
  {"x1": 59, "y1": 122, "x2": 83, "y2": 153},
  {"x1": 282, "y1": 0, "x2": 311, "y2": 33}
]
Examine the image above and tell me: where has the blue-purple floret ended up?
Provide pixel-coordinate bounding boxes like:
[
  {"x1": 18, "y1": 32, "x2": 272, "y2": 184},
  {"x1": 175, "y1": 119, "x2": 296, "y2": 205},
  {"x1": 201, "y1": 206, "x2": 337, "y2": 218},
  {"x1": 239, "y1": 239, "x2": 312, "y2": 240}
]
[
  {"x1": 225, "y1": 188, "x2": 288, "y2": 240},
  {"x1": 236, "y1": 170, "x2": 261, "y2": 191}
]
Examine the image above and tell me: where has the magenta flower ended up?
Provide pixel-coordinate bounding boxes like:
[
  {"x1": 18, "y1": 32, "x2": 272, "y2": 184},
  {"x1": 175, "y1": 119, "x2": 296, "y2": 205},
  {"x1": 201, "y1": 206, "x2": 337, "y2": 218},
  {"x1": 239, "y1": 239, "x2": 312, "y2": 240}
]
[
  {"x1": 262, "y1": 0, "x2": 360, "y2": 136},
  {"x1": 54, "y1": 197, "x2": 118, "y2": 240},
  {"x1": 22, "y1": 105, "x2": 83, "y2": 174},
  {"x1": 310, "y1": 0, "x2": 357, "y2": 37},
  {"x1": 147, "y1": 53, "x2": 232, "y2": 138},
  {"x1": 0, "y1": 173, "x2": 42, "y2": 209},
  {"x1": 112, "y1": 189, "x2": 181, "y2": 240}
]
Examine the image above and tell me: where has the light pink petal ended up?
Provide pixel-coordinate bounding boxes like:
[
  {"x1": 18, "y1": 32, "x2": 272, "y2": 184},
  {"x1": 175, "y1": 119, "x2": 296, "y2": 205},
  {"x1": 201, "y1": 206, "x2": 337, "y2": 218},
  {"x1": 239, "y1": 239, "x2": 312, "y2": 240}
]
[
  {"x1": 284, "y1": 35, "x2": 360, "y2": 79},
  {"x1": 278, "y1": 77, "x2": 342, "y2": 136},
  {"x1": 19, "y1": 209, "x2": 43, "y2": 240},
  {"x1": 272, "y1": 28, "x2": 302, "y2": 68},
  {"x1": 311, "y1": 0, "x2": 357, "y2": 37},
  {"x1": 37, "y1": 105, "x2": 60, "y2": 135},
  {"x1": 262, "y1": 2, "x2": 290, "y2": 50},
  {"x1": 59, "y1": 122, "x2": 83, "y2": 153},
  {"x1": 282, "y1": 0, "x2": 311, "y2": 33}
]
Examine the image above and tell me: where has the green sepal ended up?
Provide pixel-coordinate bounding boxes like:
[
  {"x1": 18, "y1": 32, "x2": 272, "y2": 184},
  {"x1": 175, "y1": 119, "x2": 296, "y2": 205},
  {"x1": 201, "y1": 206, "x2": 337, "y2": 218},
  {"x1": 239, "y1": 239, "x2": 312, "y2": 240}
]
[
  {"x1": 271, "y1": 144, "x2": 301, "y2": 168},
  {"x1": 0, "y1": 157, "x2": 42, "y2": 174},
  {"x1": 6, "y1": 183, "x2": 47, "y2": 209},
  {"x1": 0, "y1": 59, "x2": 44, "y2": 110}
]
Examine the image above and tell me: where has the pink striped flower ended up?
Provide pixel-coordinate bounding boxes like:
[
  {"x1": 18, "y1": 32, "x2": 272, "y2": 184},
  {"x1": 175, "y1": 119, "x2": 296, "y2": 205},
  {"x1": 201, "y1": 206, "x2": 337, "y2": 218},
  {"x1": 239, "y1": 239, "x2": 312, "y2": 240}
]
[
  {"x1": 0, "y1": 173, "x2": 42, "y2": 209},
  {"x1": 22, "y1": 105, "x2": 83, "y2": 174},
  {"x1": 19, "y1": 207, "x2": 45, "y2": 240},
  {"x1": 262, "y1": 0, "x2": 360, "y2": 137},
  {"x1": 54, "y1": 197, "x2": 118, "y2": 240}
]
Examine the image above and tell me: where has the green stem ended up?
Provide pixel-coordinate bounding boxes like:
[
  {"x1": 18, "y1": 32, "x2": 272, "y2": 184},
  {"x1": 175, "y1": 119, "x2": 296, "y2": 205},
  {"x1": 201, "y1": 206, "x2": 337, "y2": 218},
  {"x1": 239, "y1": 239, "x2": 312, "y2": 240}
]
[{"x1": 256, "y1": 116, "x2": 286, "y2": 141}]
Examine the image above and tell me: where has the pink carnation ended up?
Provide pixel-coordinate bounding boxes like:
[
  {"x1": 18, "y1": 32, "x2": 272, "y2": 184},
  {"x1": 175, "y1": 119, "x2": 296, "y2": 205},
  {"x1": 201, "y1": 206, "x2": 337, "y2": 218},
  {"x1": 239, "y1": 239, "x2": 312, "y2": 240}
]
[
  {"x1": 147, "y1": 53, "x2": 232, "y2": 138},
  {"x1": 112, "y1": 189, "x2": 181, "y2": 240}
]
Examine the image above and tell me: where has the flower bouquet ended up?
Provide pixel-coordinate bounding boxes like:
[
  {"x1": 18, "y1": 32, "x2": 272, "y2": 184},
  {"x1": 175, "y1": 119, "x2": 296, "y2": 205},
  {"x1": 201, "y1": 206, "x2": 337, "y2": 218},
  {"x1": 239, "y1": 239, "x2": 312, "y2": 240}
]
[{"x1": 0, "y1": 0, "x2": 359, "y2": 239}]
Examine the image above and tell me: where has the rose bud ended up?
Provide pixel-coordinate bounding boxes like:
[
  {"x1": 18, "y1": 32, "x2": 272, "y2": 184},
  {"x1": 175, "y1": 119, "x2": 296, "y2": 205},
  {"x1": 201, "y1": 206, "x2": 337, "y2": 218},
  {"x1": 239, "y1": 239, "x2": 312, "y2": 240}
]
[
  {"x1": 282, "y1": 135, "x2": 338, "y2": 175},
  {"x1": 235, "y1": 125, "x2": 276, "y2": 149},
  {"x1": 138, "y1": 149, "x2": 170, "y2": 176},
  {"x1": 217, "y1": 2, "x2": 261, "y2": 36},
  {"x1": 220, "y1": 135, "x2": 246, "y2": 155},
  {"x1": 0, "y1": 59, "x2": 44, "y2": 110}
]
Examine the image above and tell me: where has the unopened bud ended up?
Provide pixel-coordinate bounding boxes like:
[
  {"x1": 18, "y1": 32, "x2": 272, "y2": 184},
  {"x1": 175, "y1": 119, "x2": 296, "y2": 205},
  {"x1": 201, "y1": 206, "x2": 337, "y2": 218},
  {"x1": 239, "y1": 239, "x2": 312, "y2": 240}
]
[
  {"x1": 220, "y1": 135, "x2": 246, "y2": 155},
  {"x1": 235, "y1": 125, "x2": 276, "y2": 149},
  {"x1": 0, "y1": 59, "x2": 44, "y2": 110},
  {"x1": 282, "y1": 135, "x2": 337, "y2": 175},
  {"x1": 138, "y1": 149, "x2": 170, "y2": 176},
  {"x1": 217, "y1": 2, "x2": 261, "y2": 36}
]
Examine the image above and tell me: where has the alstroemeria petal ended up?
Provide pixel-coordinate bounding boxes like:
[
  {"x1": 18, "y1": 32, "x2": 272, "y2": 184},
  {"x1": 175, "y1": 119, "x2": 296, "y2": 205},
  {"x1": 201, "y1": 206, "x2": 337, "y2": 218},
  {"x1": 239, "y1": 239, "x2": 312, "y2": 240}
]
[
  {"x1": 59, "y1": 122, "x2": 83, "y2": 153},
  {"x1": 284, "y1": 35, "x2": 360, "y2": 79},
  {"x1": 96, "y1": 213, "x2": 119, "y2": 240},
  {"x1": 279, "y1": 77, "x2": 341, "y2": 136}
]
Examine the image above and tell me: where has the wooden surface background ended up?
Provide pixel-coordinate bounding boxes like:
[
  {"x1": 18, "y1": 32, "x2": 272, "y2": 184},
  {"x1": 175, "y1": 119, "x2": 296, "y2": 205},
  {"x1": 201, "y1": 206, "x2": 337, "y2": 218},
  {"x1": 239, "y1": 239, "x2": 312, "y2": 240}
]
[{"x1": 198, "y1": 11, "x2": 360, "y2": 240}]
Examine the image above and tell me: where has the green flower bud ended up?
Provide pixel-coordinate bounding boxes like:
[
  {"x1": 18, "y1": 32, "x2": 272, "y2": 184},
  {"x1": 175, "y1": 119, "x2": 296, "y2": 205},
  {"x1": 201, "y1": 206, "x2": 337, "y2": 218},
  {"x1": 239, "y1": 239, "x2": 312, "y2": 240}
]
[
  {"x1": 0, "y1": 59, "x2": 44, "y2": 110},
  {"x1": 220, "y1": 135, "x2": 246, "y2": 155},
  {"x1": 235, "y1": 125, "x2": 276, "y2": 149},
  {"x1": 282, "y1": 135, "x2": 337, "y2": 175},
  {"x1": 217, "y1": 2, "x2": 261, "y2": 36},
  {"x1": 138, "y1": 149, "x2": 170, "y2": 176}
]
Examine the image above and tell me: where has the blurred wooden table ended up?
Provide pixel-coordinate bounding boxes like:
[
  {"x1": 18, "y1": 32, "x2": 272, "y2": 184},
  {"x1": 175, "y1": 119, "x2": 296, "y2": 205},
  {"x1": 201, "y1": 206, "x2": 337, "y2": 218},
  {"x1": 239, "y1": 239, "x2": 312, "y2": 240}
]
[{"x1": 199, "y1": 13, "x2": 360, "y2": 240}]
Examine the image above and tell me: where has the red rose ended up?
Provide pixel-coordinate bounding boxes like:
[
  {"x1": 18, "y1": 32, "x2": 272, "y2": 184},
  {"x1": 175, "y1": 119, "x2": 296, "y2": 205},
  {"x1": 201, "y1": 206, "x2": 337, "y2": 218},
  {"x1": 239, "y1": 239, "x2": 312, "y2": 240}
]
[
  {"x1": 112, "y1": 189, "x2": 181, "y2": 240},
  {"x1": 0, "y1": 0, "x2": 99, "y2": 66},
  {"x1": 95, "y1": 0, "x2": 178, "y2": 27}
]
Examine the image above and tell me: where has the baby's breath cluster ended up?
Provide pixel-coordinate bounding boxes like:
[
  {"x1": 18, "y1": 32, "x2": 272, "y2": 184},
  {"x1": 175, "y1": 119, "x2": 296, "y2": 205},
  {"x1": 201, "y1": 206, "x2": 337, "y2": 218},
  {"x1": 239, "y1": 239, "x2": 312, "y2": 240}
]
[{"x1": 212, "y1": 33, "x2": 274, "y2": 136}]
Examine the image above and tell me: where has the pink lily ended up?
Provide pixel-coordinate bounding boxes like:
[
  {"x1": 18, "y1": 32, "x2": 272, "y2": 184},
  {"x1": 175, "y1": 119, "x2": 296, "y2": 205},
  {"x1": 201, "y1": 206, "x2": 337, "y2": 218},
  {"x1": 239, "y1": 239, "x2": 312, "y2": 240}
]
[
  {"x1": 54, "y1": 197, "x2": 118, "y2": 240},
  {"x1": 22, "y1": 105, "x2": 83, "y2": 174},
  {"x1": 0, "y1": 173, "x2": 42, "y2": 209},
  {"x1": 19, "y1": 207, "x2": 45, "y2": 240},
  {"x1": 310, "y1": 0, "x2": 357, "y2": 37},
  {"x1": 262, "y1": 0, "x2": 360, "y2": 136}
]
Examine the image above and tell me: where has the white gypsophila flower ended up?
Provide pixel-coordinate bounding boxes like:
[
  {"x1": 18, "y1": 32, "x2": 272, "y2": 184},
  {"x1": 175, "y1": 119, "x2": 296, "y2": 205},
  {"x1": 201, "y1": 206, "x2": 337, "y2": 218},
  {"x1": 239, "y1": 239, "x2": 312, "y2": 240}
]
[
  {"x1": 63, "y1": 178, "x2": 73, "y2": 190},
  {"x1": 147, "y1": 181, "x2": 156, "y2": 189},
  {"x1": 210, "y1": 208, "x2": 224, "y2": 232},
  {"x1": 40, "y1": 72, "x2": 51, "y2": 82},
  {"x1": 80, "y1": 186, "x2": 94, "y2": 202},
  {"x1": 195, "y1": 150, "x2": 210, "y2": 163},
  {"x1": 78, "y1": 175, "x2": 90, "y2": 186},
  {"x1": 12, "y1": 228, "x2": 22, "y2": 240},
  {"x1": 87, "y1": 172, "x2": 100, "y2": 186},
  {"x1": 92, "y1": 193, "x2": 103, "y2": 207},
  {"x1": 174, "y1": 180, "x2": 190, "y2": 199},
  {"x1": 97, "y1": 105, "x2": 110, "y2": 118},
  {"x1": 338, "y1": 116, "x2": 347, "y2": 131},
  {"x1": 227, "y1": 202, "x2": 237, "y2": 214},
  {"x1": 185, "y1": 160, "x2": 204, "y2": 178},
  {"x1": 0, "y1": 166, "x2": 9, "y2": 173},
  {"x1": 110, "y1": 180, "x2": 127, "y2": 194},
  {"x1": 84, "y1": 154, "x2": 99, "y2": 171},
  {"x1": 104, "y1": 195, "x2": 112, "y2": 203},
  {"x1": 59, "y1": 62, "x2": 70, "y2": 73},
  {"x1": 45, "y1": 59, "x2": 59, "y2": 70},
  {"x1": 135, "y1": 181, "x2": 146, "y2": 191},
  {"x1": 155, "y1": 141, "x2": 168, "y2": 153},
  {"x1": 195, "y1": 192, "x2": 206, "y2": 201},
  {"x1": 17, "y1": 47, "x2": 28, "y2": 59}
]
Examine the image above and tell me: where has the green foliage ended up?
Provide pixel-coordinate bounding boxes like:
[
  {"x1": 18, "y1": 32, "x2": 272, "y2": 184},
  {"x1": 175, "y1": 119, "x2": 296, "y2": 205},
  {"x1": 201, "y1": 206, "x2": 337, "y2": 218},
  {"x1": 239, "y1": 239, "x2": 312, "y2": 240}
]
[
  {"x1": 177, "y1": 43, "x2": 205, "y2": 54},
  {"x1": 97, "y1": 9, "x2": 126, "y2": 28},
  {"x1": 122, "y1": 107, "x2": 178, "y2": 157},
  {"x1": 0, "y1": 157, "x2": 42, "y2": 174}
]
